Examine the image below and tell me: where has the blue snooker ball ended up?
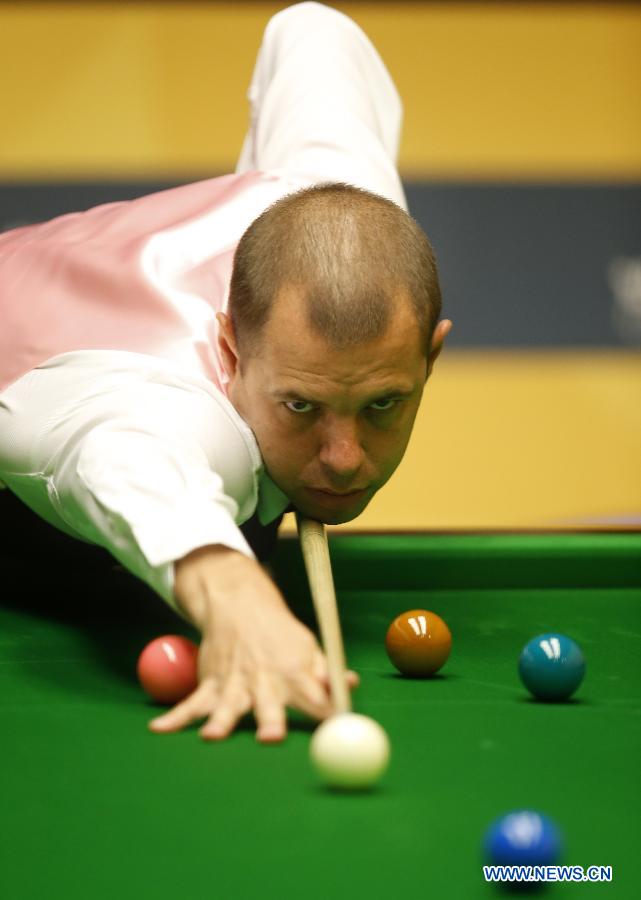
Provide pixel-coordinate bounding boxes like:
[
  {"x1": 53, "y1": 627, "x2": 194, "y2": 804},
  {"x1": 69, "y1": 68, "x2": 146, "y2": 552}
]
[
  {"x1": 519, "y1": 633, "x2": 585, "y2": 701},
  {"x1": 484, "y1": 810, "x2": 563, "y2": 867}
]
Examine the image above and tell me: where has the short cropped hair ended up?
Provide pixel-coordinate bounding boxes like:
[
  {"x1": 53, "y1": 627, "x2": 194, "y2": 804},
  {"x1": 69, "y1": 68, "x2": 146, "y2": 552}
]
[{"x1": 228, "y1": 183, "x2": 442, "y2": 359}]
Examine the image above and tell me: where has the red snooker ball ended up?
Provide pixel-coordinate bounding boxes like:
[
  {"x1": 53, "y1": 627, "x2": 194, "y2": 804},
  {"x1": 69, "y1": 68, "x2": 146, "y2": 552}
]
[{"x1": 137, "y1": 635, "x2": 199, "y2": 705}]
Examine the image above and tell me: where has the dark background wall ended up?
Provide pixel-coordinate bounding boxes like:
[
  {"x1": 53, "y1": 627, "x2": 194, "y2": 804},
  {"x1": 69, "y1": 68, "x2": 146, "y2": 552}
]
[{"x1": 2, "y1": 180, "x2": 640, "y2": 347}]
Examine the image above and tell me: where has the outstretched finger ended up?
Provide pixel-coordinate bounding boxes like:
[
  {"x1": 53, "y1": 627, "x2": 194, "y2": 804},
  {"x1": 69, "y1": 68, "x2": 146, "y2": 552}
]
[
  {"x1": 345, "y1": 670, "x2": 360, "y2": 689},
  {"x1": 252, "y1": 676, "x2": 287, "y2": 744},
  {"x1": 148, "y1": 678, "x2": 219, "y2": 733},
  {"x1": 312, "y1": 652, "x2": 360, "y2": 693},
  {"x1": 290, "y1": 671, "x2": 335, "y2": 722},
  {"x1": 199, "y1": 682, "x2": 252, "y2": 741}
]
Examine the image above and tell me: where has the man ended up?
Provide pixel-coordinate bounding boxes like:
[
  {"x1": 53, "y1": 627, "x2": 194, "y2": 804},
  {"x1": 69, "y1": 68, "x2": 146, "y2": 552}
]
[{"x1": 0, "y1": 2, "x2": 452, "y2": 743}]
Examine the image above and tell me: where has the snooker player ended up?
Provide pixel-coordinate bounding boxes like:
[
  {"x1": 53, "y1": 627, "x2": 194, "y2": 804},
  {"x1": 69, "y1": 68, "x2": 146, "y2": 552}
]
[{"x1": 0, "y1": 2, "x2": 451, "y2": 742}]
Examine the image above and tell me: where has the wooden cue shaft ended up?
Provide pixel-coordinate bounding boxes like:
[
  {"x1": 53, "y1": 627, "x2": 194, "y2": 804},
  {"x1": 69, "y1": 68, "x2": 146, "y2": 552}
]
[{"x1": 296, "y1": 514, "x2": 351, "y2": 715}]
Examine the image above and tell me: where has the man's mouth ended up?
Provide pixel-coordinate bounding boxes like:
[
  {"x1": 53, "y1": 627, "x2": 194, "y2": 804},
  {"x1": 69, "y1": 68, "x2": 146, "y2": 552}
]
[{"x1": 304, "y1": 487, "x2": 368, "y2": 506}]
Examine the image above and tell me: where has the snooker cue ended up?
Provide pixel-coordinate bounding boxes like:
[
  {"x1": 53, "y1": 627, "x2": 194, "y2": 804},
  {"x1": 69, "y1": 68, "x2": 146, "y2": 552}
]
[{"x1": 296, "y1": 514, "x2": 352, "y2": 715}]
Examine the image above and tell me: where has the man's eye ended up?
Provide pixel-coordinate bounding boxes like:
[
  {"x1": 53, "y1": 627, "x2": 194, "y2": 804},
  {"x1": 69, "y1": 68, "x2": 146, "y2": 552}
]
[
  {"x1": 284, "y1": 400, "x2": 315, "y2": 413},
  {"x1": 369, "y1": 398, "x2": 397, "y2": 411}
]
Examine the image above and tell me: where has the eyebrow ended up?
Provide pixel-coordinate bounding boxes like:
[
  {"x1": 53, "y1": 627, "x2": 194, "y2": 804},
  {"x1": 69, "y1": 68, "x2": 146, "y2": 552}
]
[{"x1": 271, "y1": 387, "x2": 415, "y2": 403}]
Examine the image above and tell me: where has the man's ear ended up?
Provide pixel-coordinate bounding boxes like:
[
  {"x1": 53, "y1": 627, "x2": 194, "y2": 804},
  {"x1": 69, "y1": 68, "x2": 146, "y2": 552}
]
[
  {"x1": 426, "y1": 319, "x2": 453, "y2": 380},
  {"x1": 217, "y1": 312, "x2": 241, "y2": 380}
]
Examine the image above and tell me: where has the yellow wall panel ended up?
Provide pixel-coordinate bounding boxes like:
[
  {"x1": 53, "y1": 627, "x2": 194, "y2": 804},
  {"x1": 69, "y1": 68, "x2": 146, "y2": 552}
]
[
  {"x1": 0, "y1": 2, "x2": 271, "y2": 176},
  {"x1": 348, "y1": 2, "x2": 641, "y2": 179},
  {"x1": 280, "y1": 350, "x2": 641, "y2": 532},
  {"x1": 0, "y1": 2, "x2": 640, "y2": 179}
]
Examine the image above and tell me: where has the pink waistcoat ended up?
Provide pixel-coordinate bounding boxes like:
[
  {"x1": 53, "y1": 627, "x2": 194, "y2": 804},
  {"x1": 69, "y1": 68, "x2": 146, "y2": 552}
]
[{"x1": 0, "y1": 171, "x2": 311, "y2": 394}]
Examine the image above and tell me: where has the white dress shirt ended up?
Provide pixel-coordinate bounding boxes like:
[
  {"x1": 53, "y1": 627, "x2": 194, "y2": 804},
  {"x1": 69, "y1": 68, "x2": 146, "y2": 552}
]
[{"x1": 0, "y1": 2, "x2": 406, "y2": 611}]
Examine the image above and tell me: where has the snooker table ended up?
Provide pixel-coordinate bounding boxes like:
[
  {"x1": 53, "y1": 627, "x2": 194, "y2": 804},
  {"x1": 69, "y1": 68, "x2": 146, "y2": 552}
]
[{"x1": 1, "y1": 530, "x2": 640, "y2": 899}]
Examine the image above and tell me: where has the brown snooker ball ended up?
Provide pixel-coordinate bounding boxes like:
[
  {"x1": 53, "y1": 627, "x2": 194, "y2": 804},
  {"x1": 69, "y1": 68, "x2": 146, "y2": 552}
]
[{"x1": 385, "y1": 609, "x2": 452, "y2": 677}]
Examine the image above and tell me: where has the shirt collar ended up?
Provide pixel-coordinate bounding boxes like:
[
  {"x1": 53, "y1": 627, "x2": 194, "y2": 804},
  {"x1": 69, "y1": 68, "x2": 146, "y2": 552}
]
[{"x1": 256, "y1": 467, "x2": 292, "y2": 525}]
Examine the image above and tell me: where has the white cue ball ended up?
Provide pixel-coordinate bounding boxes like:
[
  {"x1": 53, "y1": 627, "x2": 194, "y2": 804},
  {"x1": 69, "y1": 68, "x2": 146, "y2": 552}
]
[{"x1": 310, "y1": 713, "x2": 390, "y2": 789}]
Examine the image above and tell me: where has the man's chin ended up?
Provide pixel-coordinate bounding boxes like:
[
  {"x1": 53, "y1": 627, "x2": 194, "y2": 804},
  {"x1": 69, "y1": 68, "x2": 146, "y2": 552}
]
[{"x1": 313, "y1": 507, "x2": 362, "y2": 525}]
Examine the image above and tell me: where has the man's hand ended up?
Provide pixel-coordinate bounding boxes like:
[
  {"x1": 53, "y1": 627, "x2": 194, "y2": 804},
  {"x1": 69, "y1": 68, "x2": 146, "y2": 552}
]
[{"x1": 148, "y1": 545, "x2": 359, "y2": 742}]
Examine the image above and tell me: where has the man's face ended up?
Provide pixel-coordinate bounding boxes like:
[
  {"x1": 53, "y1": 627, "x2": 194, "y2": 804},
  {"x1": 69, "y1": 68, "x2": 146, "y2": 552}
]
[{"x1": 219, "y1": 286, "x2": 429, "y2": 524}]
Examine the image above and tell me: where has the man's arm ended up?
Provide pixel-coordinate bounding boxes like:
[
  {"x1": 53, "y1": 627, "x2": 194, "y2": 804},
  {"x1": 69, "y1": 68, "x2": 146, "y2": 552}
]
[
  {"x1": 236, "y1": 1, "x2": 406, "y2": 209},
  {"x1": 64, "y1": 426, "x2": 359, "y2": 741},
  {"x1": 0, "y1": 358, "x2": 358, "y2": 741}
]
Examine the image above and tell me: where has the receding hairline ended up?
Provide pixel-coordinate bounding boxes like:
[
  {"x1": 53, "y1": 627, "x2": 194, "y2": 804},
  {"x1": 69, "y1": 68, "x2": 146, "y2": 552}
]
[
  {"x1": 259, "y1": 278, "x2": 423, "y2": 345},
  {"x1": 228, "y1": 181, "x2": 442, "y2": 359}
]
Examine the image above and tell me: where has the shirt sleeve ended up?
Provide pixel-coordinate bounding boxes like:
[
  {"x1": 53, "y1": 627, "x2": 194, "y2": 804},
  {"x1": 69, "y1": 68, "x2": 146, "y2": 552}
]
[
  {"x1": 53, "y1": 420, "x2": 255, "y2": 611},
  {"x1": 235, "y1": 1, "x2": 407, "y2": 210},
  {"x1": 0, "y1": 355, "x2": 261, "y2": 614}
]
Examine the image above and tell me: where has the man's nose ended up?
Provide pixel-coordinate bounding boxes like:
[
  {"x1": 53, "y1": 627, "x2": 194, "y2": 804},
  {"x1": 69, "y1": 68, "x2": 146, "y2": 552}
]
[{"x1": 318, "y1": 419, "x2": 365, "y2": 478}]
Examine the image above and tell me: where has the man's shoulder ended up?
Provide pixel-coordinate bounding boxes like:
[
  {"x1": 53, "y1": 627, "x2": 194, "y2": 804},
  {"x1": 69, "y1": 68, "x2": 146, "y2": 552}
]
[{"x1": 0, "y1": 170, "x2": 316, "y2": 250}]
